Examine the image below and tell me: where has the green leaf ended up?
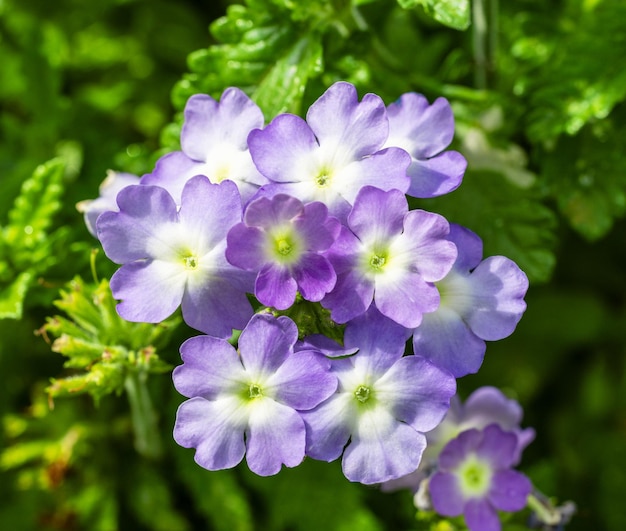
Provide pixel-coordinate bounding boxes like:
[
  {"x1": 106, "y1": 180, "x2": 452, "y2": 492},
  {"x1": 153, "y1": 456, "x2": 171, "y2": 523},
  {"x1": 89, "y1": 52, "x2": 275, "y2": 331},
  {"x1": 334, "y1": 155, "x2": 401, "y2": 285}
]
[
  {"x1": 539, "y1": 108, "x2": 626, "y2": 240},
  {"x1": 418, "y1": 170, "x2": 558, "y2": 284},
  {"x1": 174, "y1": 455, "x2": 254, "y2": 531},
  {"x1": 398, "y1": 0, "x2": 471, "y2": 31},
  {"x1": 126, "y1": 464, "x2": 189, "y2": 531},
  {"x1": 521, "y1": 0, "x2": 626, "y2": 142},
  {"x1": 252, "y1": 33, "x2": 323, "y2": 119},
  {"x1": 242, "y1": 459, "x2": 384, "y2": 531},
  {"x1": 3, "y1": 158, "x2": 64, "y2": 257},
  {"x1": 0, "y1": 271, "x2": 32, "y2": 320}
]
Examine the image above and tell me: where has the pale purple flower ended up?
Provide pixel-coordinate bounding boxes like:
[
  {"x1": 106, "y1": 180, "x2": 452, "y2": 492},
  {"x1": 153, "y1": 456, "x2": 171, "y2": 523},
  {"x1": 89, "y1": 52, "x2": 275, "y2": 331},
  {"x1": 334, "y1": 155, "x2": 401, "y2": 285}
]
[
  {"x1": 429, "y1": 424, "x2": 532, "y2": 531},
  {"x1": 96, "y1": 176, "x2": 254, "y2": 337},
  {"x1": 141, "y1": 88, "x2": 267, "y2": 204},
  {"x1": 384, "y1": 93, "x2": 467, "y2": 198},
  {"x1": 226, "y1": 194, "x2": 340, "y2": 310},
  {"x1": 76, "y1": 170, "x2": 140, "y2": 236},
  {"x1": 321, "y1": 186, "x2": 457, "y2": 327},
  {"x1": 302, "y1": 308, "x2": 456, "y2": 484},
  {"x1": 172, "y1": 313, "x2": 337, "y2": 476},
  {"x1": 412, "y1": 223, "x2": 529, "y2": 377},
  {"x1": 382, "y1": 386, "x2": 535, "y2": 494},
  {"x1": 247, "y1": 81, "x2": 411, "y2": 221}
]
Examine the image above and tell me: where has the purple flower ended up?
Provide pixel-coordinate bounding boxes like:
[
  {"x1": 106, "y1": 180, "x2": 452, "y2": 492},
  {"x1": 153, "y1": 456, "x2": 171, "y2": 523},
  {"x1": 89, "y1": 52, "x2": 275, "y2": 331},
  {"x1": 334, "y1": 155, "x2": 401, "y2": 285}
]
[
  {"x1": 381, "y1": 386, "x2": 535, "y2": 494},
  {"x1": 412, "y1": 223, "x2": 529, "y2": 377},
  {"x1": 76, "y1": 170, "x2": 140, "y2": 236},
  {"x1": 141, "y1": 88, "x2": 267, "y2": 205},
  {"x1": 302, "y1": 308, "x2": 456, "y2": 484},
  {"x1": 429, "y1": 424, "x2": 532, "y2": 531},
  {"x1": 96, "y1": 176, "x2": 254, "y2": 337},
  {"x1": 321, "y1": 186, "x2": 457, "y2": 327},
  {"x1": 384, "y1": 93, "x2": 467, "y2": 198},
  {"x1": 172, "y1": 313, "x2": 337, "y2": 476},
  {"x1": 247, "y1": 81, "x2": 410, "y2": 221},
  {"x1": 226, "y1": 194, "x2": 340, "y2": 310}
]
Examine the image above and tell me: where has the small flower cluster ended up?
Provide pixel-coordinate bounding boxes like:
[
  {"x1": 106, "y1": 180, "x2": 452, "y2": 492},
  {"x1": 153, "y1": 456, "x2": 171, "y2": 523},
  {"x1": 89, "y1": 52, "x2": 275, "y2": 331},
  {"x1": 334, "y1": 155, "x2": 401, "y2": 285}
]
[
  {"x1": 383, "y1": 387, "x2": 535, "y2": 531},
  {"x1": 87, "y1": 81, "x2": 530, "y2": 486}
]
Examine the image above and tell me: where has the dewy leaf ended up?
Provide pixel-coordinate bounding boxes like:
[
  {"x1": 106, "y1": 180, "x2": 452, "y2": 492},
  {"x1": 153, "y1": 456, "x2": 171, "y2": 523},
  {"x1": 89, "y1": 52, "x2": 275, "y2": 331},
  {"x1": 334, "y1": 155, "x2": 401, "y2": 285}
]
[
  {"x1": 522, "y1": 0, "x2": 626, "y2": 142},
  {"x1": 418, "y1": 169, "x2": 558, "y2": 284},
  {"x1": 397, "y1": 0, "x2": 471, "y2": 31},
  {"x1": 3, "y1": 158, "x2": 64, "y2": 255},
  {"x1": 0, "y1": 271, "x2": 33, "y2": 320},
  {"x1": 540, "y1": 113, "x2": 626, "y2": 241},
  {"x1": 252, "y1": 33, "x2": 323, "y2": 119},
  {"x1": 172, "y1": 2, "x2": 324, "y2": 119}
]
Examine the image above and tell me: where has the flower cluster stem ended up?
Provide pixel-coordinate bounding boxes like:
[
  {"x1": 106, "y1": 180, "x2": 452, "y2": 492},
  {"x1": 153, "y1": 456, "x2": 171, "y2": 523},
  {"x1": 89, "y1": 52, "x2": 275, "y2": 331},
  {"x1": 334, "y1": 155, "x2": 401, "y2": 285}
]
[{"x1": 125, "y1": 370, "x2": 162, "y2": 460}]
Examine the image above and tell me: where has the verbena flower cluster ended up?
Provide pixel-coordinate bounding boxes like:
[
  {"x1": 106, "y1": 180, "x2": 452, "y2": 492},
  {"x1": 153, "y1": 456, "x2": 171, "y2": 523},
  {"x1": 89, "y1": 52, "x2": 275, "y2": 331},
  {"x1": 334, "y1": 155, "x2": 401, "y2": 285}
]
[
  {"x1": 383, "y1": 386, "x2": 535, "y2": 531},
  {"x1": 88, "y1": 82, "x2": 530, "y2": 493}
]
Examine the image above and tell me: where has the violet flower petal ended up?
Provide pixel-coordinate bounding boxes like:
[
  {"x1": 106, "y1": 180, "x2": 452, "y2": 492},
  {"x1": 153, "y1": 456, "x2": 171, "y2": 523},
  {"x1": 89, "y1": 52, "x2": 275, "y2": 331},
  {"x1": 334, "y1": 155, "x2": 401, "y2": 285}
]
[
  {"x1": 302, "y1": 391, "x2": 354, "y2": 461},
  {"x1": 247, "y1": 114, "x2": 319, "y2": 184},
  {"x1": 173, "y1": 335, "x2": 247, "y2": 399},
  {"x1": 173, "y1": 396, "x2": 247, "y2": 471},
  {"x1": 342, "y1": 406, "x2": 426, "y2": 484},
  {"x1": 375, "y1": 355, "x2": 456, "y2": 432},
  {"x1": 306, "y1": 81, "x2": 389, "y2": 156},
  {"x1": 429, "y1": 471, "x2": 465, "y2": 516},
  {"x1": 245, "y1": 399, "x2": 306, "y2": 476},
  {"x1": 412, "y1": 308, "x2": 487, "y2": 377},
  {"x1": 238, "y1": 314, "x2": 298, "y2": 377},
  {"x1": 110, "y1": 261, "x2": 186, "y2": 323},
  {"x1": 97, "y1": 184, "x2": 179, "y2": 263},
  {"x1": 182, "y1": 89, "x2": 264, "y2": 157},
  {"x1": 386, "y1": 93, "x2": 455, "y2": 159},
  {"x1": 465, "y1": 256, "x2": 529, "y2": 341},
  {"x1": 464, "y1": 498, "x2": 501, "y2": 531},
  {"x1": 488, "y1": 469, "x2": 532, "y2": 511},
  {"x1": 265, "y1": 351, "x2": 338, "y2": 411},
  {"x1": 255, "y1": 263, "x2": 298, "y2": 310},
  {"x1": 407, "y1": 151, "x2": 466, "y2": 198}
]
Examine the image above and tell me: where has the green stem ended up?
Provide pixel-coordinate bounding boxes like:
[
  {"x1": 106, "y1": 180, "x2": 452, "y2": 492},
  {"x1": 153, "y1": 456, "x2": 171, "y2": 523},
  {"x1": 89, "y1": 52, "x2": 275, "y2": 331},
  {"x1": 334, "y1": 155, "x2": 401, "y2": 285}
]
[
  {"x1": 472, "y1": 0, "x2": 488, "y2": 89},
  {"x1": 124, "y1": 370, "x2": 162, "y2": 460},
  {"x1": 526, "y1": 493, "x2": 562, "y2": 526}
]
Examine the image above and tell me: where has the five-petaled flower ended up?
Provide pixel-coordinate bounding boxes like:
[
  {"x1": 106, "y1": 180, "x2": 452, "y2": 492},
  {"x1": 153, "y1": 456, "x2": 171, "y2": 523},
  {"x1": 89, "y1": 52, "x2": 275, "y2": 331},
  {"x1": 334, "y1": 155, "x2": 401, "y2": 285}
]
[
  {"x1": 97, "y1": 176, "x2": 254, "y2": 338},
  {"x1": 429, "y1": 424, "x2": 533, "y2": 531},
  {"x1": 172, "y1": 313, "x2": 337, "y2": 476}
]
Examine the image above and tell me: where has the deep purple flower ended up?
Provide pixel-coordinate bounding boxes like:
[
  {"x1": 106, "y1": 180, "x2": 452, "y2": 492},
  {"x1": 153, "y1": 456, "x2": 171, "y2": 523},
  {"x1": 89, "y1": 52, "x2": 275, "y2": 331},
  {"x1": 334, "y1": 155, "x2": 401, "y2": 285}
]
[
  {"x1": 384, "y1": 93, "x2": 467, "y2": 198},
  {"x1": 302, "y1": 308, "x2": 456, "y2": 484},
  {"x1": 247, "y1": 81, "x2": 410, "y2": 221},
  {"x1": 412, "y1": 223, "x2": 529, "y2": 377},
  {"x1": 96, "y1": 176, "x2": 254, "y2": 337},
  {"x1": 321, "y1": 186, "x2": 457, "y2": 327},
  {"x1": 429, "y1": 424, "x2": 532, "y2": 531},
  {"x1": 141, "y1": 88, "x2": 267, "y2": 204},
  {"x1": 172, "y1": 313, "x2": 337, "y2": 476},
  {"x1": 381, "y1": 386, "x2": 535, "y2": 495},
  {"x1": 77, "y1": 170, "x2": 140, "y2": 236},
  {"x1": 226, "y1": 194, "x2": 340, "y2": 310}
]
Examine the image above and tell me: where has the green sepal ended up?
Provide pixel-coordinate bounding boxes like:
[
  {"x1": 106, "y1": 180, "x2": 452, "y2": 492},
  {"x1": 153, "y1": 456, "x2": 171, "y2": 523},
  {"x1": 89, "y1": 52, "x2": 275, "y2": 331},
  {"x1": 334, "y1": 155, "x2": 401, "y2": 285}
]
[{"x1": 271, "y1": 296, "x2": 345, "y2": 344}]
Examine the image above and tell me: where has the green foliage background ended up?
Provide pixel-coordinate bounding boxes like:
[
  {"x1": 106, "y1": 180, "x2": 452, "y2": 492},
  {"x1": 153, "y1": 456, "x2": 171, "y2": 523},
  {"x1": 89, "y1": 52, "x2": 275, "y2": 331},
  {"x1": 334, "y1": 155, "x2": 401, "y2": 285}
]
[{"x1": 1, "y1": 0, "x2": 625, "y2": 529}]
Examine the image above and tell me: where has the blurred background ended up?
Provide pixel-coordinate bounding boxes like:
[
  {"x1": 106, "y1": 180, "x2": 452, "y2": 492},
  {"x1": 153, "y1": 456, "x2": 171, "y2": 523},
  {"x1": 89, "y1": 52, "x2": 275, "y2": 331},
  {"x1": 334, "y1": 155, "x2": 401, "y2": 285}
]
[{"x1": 1, "y1": 0, "x2": 625, "y2": 529}]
